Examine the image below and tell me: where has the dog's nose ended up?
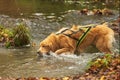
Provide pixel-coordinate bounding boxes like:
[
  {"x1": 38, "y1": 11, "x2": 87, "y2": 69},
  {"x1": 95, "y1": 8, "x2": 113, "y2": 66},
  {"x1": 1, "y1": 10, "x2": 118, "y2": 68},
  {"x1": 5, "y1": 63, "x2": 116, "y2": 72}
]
[
  {"x1": 37, "y1": 50, "x2": 40, "y2": 54},
  {"x1": 37, "y1": 50, "x2": 43, "y2": 57},
  {"x1": 46, "y1": 52, "x2": 50, "y2": 55}
]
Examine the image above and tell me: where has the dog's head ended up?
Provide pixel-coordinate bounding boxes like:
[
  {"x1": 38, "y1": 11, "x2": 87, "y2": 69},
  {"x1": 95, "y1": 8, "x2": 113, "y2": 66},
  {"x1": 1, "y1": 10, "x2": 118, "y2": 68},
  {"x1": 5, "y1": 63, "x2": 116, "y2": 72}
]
[
  {"x1": 37, "y1": 33, "x2": 58, "y2": 56},
  {"x1": 37, "y1": 42, "x2": 51, "y2": 57}
]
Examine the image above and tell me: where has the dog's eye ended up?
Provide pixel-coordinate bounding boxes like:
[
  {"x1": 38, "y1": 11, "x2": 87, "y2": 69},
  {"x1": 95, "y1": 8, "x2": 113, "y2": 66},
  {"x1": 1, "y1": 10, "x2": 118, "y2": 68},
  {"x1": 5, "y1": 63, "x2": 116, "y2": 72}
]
[
  {"x1": 42, "y1": 45, "x2": 48, "y2": 47},
  {"x1": 42, "y1": 46, "x2": 45, "y2": 47}
]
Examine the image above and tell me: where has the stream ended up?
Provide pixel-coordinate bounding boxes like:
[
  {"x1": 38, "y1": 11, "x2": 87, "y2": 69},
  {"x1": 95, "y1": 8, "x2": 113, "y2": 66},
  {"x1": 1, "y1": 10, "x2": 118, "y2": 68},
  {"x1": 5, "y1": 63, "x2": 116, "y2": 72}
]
[{"x1": 0, "y1": 0, "x2": 119, "y2": 78}]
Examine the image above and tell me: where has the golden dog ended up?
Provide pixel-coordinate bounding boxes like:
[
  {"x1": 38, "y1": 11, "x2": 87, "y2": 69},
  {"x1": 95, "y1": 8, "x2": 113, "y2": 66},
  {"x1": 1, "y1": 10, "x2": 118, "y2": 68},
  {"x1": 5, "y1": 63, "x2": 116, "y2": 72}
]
[{"x1": 37, "y1": 24, "x2": 115, "y2": 56}]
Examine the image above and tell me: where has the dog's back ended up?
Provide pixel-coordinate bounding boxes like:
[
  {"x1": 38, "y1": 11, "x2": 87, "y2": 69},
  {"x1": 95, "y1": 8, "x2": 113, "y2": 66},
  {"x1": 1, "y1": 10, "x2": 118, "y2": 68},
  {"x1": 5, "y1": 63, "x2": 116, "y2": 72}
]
[{"x1": 57, "y1": 24, "x2": 115, "y2": 53}]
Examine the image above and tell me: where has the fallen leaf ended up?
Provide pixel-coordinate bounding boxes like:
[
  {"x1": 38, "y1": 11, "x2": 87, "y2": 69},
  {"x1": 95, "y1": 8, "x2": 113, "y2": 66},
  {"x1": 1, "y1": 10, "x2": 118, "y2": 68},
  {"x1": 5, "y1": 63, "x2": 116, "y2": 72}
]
[{"x1": 100, "y1": 76, "x2": 105, "y2": 80}]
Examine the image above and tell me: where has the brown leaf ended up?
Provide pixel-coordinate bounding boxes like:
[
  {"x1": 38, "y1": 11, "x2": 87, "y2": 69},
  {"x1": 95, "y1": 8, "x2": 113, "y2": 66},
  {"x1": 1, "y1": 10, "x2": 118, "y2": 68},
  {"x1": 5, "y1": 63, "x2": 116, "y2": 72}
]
[{"x1": 100, "y1": 76, "x2": 105, "y2": 80}]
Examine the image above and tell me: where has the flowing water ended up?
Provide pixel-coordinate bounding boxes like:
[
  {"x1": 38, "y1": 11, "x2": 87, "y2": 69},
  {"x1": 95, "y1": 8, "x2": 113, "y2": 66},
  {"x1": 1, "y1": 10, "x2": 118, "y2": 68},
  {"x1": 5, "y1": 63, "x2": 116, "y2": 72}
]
[{"x1": 0, "y1": 0, "x2": 119, "y2": 78}]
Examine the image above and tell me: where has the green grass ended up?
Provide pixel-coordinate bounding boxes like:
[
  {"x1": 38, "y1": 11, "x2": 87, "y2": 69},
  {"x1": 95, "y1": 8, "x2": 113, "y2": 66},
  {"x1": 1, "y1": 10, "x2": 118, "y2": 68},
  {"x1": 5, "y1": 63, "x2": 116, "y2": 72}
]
[
  {"x1": 12, "y1": 24, "x2": 30, "y2": 47},
  {"x1": 87, "y1": 54, "x2": 112, "y2": 69},
  {"x1": 0, "y1": 24, "x2": 31, "y2": 48}
]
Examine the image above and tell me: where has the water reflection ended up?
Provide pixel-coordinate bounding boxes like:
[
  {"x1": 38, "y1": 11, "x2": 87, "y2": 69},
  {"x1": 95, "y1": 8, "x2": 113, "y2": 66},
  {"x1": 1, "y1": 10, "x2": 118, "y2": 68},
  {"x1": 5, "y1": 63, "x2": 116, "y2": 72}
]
[
  {"x1": 0, "y1": 0, "x2": 77, "y2": 17},
  {"x1": 0, "y1": 0, "x2": 119, "y2": 18}
]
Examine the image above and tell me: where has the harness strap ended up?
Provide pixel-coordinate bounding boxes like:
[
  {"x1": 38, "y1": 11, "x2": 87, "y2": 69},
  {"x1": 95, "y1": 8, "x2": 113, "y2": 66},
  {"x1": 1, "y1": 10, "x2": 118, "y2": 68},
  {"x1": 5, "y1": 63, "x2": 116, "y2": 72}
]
[
  {"x1": 76, "y1": 27, "x2": 91, "y2": 48},
  {"x1": 56, "y1": 28, "x2": 85, "y2": 41},
  {"x1": 62, "y1": 33, "x2": 79, "y2": 41}
]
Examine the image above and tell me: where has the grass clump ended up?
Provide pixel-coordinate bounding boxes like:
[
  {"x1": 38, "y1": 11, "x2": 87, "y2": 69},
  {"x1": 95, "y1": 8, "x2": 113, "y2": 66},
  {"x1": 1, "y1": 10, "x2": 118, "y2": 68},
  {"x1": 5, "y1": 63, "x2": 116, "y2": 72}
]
[
  {"x1": 12, "y1": 24, "x2": 30, "y2": 47},
  {"x1": 0, "y1": 24, "x2": 31, "y2": 48}
]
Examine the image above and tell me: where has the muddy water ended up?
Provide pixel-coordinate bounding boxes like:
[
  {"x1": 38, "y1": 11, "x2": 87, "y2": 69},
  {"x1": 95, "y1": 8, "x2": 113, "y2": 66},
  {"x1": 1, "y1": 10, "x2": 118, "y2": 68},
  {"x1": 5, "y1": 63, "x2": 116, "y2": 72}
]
[{"x1": 0, "y1": 0, "x2": 119, "y2": 78}]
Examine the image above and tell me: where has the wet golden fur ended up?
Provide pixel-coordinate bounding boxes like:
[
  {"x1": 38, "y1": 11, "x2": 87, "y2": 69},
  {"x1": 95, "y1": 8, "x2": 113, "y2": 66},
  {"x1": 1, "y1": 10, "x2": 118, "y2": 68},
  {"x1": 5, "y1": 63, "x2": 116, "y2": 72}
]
[{"x1": 37, "y1": 24, "x2": 115, "y2": 55}]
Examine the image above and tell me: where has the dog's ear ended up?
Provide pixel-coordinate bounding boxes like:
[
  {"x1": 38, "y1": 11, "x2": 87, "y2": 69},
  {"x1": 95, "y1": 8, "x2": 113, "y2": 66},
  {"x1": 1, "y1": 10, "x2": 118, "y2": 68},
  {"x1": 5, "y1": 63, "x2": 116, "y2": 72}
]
[
  {"x1": 48, "y1": 42, "x2": 59, "y2": 52},
  {"x1": 47, "y1": 34, "x2": 59, "y2": 52},
  {"x1": 48, "y1": 42, "x2": 54, "y2": 51}
]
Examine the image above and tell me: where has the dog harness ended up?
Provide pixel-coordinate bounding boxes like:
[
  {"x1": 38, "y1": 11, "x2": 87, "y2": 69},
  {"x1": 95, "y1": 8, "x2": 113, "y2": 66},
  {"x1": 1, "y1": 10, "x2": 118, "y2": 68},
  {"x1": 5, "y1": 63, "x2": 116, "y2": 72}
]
[
  {"x1": 56, "y1": 26, "x2": 92, "y2": 48},
  {"x1": 76, "y1": 27, "x2": 91, "y2": 48},
  {"x1": 56, "y1": 28, "x2": 85, "y2": 41}
]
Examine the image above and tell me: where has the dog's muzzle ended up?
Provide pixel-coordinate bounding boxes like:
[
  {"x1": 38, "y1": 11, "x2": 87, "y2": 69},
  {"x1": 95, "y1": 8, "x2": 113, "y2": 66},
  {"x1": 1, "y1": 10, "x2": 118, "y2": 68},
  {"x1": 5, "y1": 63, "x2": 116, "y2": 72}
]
[
  {"x1": 37, "y1": 50, "x2": 50, "y2": 57},
  {"x1": 36, "y1": 50, "x2": 44, "y2": 57}
]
